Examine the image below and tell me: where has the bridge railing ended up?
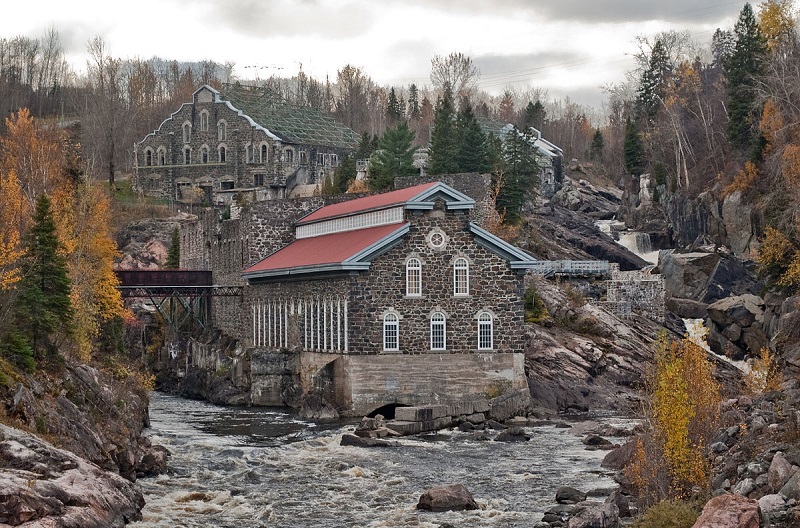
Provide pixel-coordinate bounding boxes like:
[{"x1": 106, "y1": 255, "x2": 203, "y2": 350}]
[{"x1": 529, "y1": 260, "x2": 610, "y2": 277}]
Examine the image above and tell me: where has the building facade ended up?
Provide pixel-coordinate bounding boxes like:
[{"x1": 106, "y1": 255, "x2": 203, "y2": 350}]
[
  {"x1": 135, "y1": 84, "x2": 359, "y2": 203},
  {"x1": 240, "y1": 182, "x2": 538, "y2": 414}
]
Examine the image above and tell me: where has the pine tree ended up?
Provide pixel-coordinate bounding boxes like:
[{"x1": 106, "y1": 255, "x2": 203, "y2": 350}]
[
  {"x1": 165, "y1": 227, "x2": 180, "y2": 269},
  {"x1": 407, "y1": 84, "x2": 420, "y2": 120},
  {"x1": 589, "y1": 129, "x2": 605, "y2": 161},
  {"x1": 386, "y1": 87, "x2": 402, "y2": 126},
  {"x1": 14, "y1": 193, "x2": 72, "y2": 357},
  {"x1": 724, "y1": 3, "x2": 767, "y2": 154},
  {"x1": 623, "y1": 118, "x2": 645, "y2": 175},
  {"x1": 496, "y1": 127, "x2": 539, "y2": 224},
  {"x1": 456, "y1": 97, "x2": 490, "y2": 173},
  {"x1": 369, "y1": 122, "x2": 416, "y2": 191},
  {"x1": 636, "y1": 38, "x2": 671, "y2": 123},
  {"x1": 428, "y1": 83, "x2": 459, "y2": 175},
  {"x1": 523, "y1": 100, "x2": 546, "y2": 131}
]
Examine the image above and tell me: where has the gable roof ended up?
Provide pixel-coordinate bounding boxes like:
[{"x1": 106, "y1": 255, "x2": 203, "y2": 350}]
[
  {"x1": 298, "y1": 181, "x2": 475, "y2": 225},
  {"x1": 242, "y1": 223, "x2": 409, "y2": 280},
  {"x1": 219, "y1": 83, "x2": 360, "y2": 150}
]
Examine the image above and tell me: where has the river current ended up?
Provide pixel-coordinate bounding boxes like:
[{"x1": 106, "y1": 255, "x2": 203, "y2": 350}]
[{"x1": 131, "y1": 393, "x2": 621, "y2": 528}]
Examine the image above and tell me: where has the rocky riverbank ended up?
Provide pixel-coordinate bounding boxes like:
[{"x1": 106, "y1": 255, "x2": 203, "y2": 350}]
[{"x1": 1, "y1": 360, "x2": 165, "y2": 526}]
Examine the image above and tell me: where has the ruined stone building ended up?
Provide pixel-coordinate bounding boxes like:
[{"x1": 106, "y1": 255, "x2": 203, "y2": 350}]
[
  {"x1": 180, "y1": 178, "x2": 538, "y2": 416},
  {"x1": 134, "y1": 84, "x2": 360, "y2": 202}
]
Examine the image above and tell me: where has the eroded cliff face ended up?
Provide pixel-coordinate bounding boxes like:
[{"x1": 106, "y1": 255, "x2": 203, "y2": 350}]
[{"x1": 617, "y1": 175, "x2": 759, "y2": 258}]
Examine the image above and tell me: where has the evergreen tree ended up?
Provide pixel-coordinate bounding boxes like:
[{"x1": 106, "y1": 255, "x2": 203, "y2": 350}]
[
  {"x1": 623, "y1": 118, "x2": 645, "y2": 175},
  {"x1": 523, "y1": 100, "x2": 546, "y2": 131},
  {"x1": 165, "y1": 227, "x2": 180, "y2": 269},
  {"x1": 332, "y1": 153, "x2": 357, "y2": 192},
  {"x1": 14, "y1": 193, "x2": 72, "y2": 357},
  {"x1": 496, "y1": 127, "x2": 539, "y2": 224},
  {"x1": 724, "y1": 3, "x2": 767, "y2": 154},
  {"x1": 386, "y1": 87, "x2": 402, "y2": 126},
  {"x1": 368, "y1": 121, "x2": 416, "y2": 191},
  {"x1": 636, "y1": 38, "x2": 671, "y2": 123},
  {"x1": 407, "y1": 84, "x2": 420, "y2": 120},
  {"x1": 428, "y1": 83, "x2": 459, "y2": 175},
  {"x1": 589, "y1": 129, "x2": 605, "y2": 161},
  {"x1": 456, "y1": 97, "x2": 490, "y2": 173}
]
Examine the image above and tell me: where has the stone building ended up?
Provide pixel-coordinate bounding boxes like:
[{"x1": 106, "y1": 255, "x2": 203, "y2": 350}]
[
  {"x1": 238, "y1": 181, "x2": 537, "y2": 415},
  {"x1": 134, "y1": 84, "x2": 359, "y2": 202}
]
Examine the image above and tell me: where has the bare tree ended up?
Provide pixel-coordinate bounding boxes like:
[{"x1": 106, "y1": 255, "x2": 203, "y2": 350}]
[{"x1": 430, "y1": 52, "x2": 479, "y2": 100}]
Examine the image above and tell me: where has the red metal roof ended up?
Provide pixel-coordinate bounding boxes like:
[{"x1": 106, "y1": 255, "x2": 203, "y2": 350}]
[
  {"x1": 297, "y1": 182, "x2": 438, "y2": 224},
  {"x1": 244, "y1": 222, "x2": 408, "y2": 274}
]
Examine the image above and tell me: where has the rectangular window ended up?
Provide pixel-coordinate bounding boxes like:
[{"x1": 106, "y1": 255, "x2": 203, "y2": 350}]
[
  {"x1": 221, "y1": 181, "x2": 234, "y2": 190},
  {"x1": 317, "y1": 152, "x2": 325, "y2": 165},
  {"x1": 254, "y1": 174, "x2": 265, "y2": 186}
]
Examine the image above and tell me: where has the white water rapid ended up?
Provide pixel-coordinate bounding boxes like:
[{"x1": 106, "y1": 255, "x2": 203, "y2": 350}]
[
  {"x1": 595, "y1": 220, "x2": 659, "y2": 265},
  {"x1": 130, "y1": 393, "x2": 624, "y2": 528}
]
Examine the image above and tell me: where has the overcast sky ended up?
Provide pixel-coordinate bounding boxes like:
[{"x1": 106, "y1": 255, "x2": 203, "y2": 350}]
[{"x1": 3, "y1": 0, "x2": 747, "y2": 109}]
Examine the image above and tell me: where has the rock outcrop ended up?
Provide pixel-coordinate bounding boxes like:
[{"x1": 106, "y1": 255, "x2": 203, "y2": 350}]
[
  {"x1": 0, "y1": 424, "x2": 144, "y2": 527},
  {"x1": 691, "y1": 493, "x2": 761, "y2": 528}
]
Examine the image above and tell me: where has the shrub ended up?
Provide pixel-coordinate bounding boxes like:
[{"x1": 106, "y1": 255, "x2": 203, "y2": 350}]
[
  {"x1": 626, "y1": 334, "x2": 721, "y2": 506},
  {"x1": 631, "y1": 499, "x2": 701, "y2": 528},
  {"x1": 0, "y1": 331, "x2": 35, "y2": 373},
  {"x1": 744, "y1": 347, "x2": 782, "y2": 394},
  {"x1": 524, "y1": 284, "x2": 548, "y2": 322}
]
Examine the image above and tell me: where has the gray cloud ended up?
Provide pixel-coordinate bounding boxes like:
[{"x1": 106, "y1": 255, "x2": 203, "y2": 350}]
[
  {"x1": 201, "y1": 0, "x2": 374, "y2": 39},
  {"x1": 389, "y1": 0, "x2": 742, "y2": 26}
]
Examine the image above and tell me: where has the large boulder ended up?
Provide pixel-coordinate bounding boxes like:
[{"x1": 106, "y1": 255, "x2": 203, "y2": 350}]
[
  {"x1": 0, "y1": 424, "x2": 144, "y2": 527},
  {"x1": 567, "y1": 500, "x2": 620, "y2": 528},
  {"x1": 706, "y1": 294, "x2": 768, "y2": 359},
  {"x1": 691, "y1": 494, "x2": 761, "y2": 528},
  {"x1": 659, "y1": 250, "x2": 762, "y2": 305},
  {"x1": 768, "y1": 453, "x2": 796, "y2": 493},
  {"x1": 556, "y1": 486, "x2": 587, "y2": 504},
  {"x1": 416, "y1": 483, "x2": 479, "y2": 512}
]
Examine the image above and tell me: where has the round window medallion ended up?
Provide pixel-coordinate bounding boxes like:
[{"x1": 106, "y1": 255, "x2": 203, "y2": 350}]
[{"x1": 428, "y1": 229, "x2": 447, "y2": 249}]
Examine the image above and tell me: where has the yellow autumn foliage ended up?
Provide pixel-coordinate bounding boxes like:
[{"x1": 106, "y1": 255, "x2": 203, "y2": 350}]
[
  {"x1": 725, "y1": 161, "x2": 759, "y2": 195},
  {"x1": 52, "y1": 181, "x2": 128, "y2": 360},
  {"x1": 0, "y1": 170, "x2": 28, "y2": 291},
  {"x1": 627, "y1": 334, "x2": 721, "y2": 506}
]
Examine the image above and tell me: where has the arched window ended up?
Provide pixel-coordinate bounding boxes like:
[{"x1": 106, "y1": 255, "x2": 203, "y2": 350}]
[
  {"x1": 199, "y1": 110, "x2": 209, "y2": 131},
  {"x1": 454, "y1": 257, "x2": 469, "y2": 296},
  {"x1": 218, "y1": 121, "x2": 226, "y2": 141},
  {"x1": 246, "y1": 144, "x2": 254, "y2": 163},
  {"x1": 383, "y1": 313, "x2": 399, "y2": 351},
  {"x1": 145, "y1": 149, "x2": 152, "y2": 166},
  {"x1": 201, "y1": 146, "x2": 209, "y2": 164},
  {"x1": 478, "y1": 312, "x2": 493, "y2": 350},
  {"x1": 430, "y1": 312, "x2": 446, "y2": 350},
  {"x1": 406, "y1": 258, "x2": 421, "y2": 297},
  {"x1": 157, "y1": 147, "x2": 166, "y2": 165},
  {"x1": 184, "y1": 148, "x2": 191, "y2": 165},
  {"x1": 182, "y1": 122, "x2": 191, "y2": 143},
  {"x1": 219, "y1": 145, "x2": 226, "y2": 163},
  {"x1": 261, "y1": 144, "x2": 268, "y2": 163}
]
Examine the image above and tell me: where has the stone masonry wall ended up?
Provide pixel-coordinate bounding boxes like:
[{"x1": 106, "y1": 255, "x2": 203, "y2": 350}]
[
  {"x1": 606, "y1": 269, "x2": 666, "y2": 323},
  {"x1": 347, "y1": 205, "x2": 526, "y2": 354}
]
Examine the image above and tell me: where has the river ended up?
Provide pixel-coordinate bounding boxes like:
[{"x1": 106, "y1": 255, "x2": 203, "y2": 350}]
[{"x1": 131, "y1": 393, "x2": 623, "y2": 528}]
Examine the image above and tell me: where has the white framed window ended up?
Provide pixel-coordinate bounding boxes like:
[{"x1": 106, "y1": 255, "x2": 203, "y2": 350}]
[
  {"x1": 331, "y1": 154, "x2": 339, "y2": 167},
  {"x1": 317, "y1": 152, "x2": 325, "y2": 165},
  {"x1": 430, "y1": 312, "x2": 446, "y2": 350},
  {"x1": 406, "y1": 258, "x2": 421, "y2": 297},
  {"x1": 383, "y1": 313, "x2": 399, "y2": 351},
  {"x1": 454, "y1": 257, "x2": 469, "y2": 296},
  {"x1": 199, "y1": 110, "x2": 209, "y2": 131},
  {"x1": 182, "y1": 122, "x2": 191, "y2": 143},
  {"x1": 300, "y1": 151, "x2": 307, "y2": 164},
  {"x1": 218, "y1": 120, "x2": 227, "y2": 141},
  {"x1": 260, "y1": 144, "x2": 268, "y2": 163},
  {"x1": 478, "y1": 312, "x2": 493, "y2": 350}
]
